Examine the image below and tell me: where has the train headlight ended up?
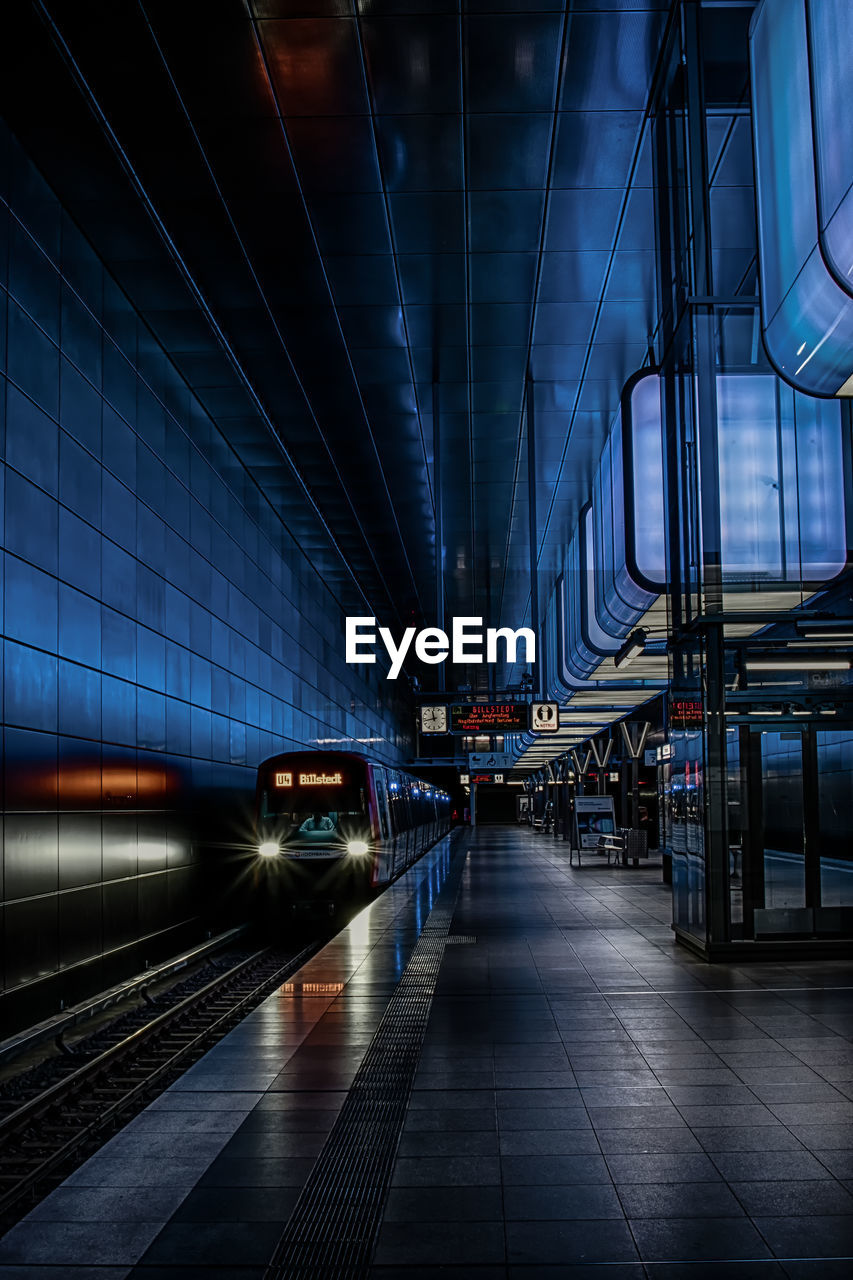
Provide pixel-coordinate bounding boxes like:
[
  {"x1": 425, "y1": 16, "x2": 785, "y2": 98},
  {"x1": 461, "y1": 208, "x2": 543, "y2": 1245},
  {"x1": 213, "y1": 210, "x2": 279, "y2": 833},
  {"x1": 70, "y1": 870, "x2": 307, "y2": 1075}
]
[
  {"x1": 258, "y1": 841, "x2": 279, "y2": 858},
  {"x1": 347, "y1": 840, "x2": 369, "y2": 856}
]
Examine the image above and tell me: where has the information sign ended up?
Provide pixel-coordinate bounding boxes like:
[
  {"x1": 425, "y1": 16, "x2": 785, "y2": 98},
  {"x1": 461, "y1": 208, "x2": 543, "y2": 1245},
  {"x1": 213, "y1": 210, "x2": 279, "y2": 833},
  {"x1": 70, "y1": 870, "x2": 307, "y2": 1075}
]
[
  {"x1": 531, "y1": 702, "x2": 560, "y2": 733},
  {"x1": 450, "y1": 703, "x2": 529, "y2": 733},
  {"x1": 468, "y1": 752, "x2": 514, "y2": 770},
  {"x1": 470, "y1": 772, "x2": 505, "y2": 784}
]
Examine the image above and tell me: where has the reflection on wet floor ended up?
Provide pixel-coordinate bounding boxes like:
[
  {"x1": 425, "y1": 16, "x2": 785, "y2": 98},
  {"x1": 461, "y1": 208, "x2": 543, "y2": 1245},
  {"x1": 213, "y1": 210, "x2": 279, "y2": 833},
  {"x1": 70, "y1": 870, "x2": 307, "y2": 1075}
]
[{"x1": 2, "y1": 828, "x2": 852, "y2": 1278}]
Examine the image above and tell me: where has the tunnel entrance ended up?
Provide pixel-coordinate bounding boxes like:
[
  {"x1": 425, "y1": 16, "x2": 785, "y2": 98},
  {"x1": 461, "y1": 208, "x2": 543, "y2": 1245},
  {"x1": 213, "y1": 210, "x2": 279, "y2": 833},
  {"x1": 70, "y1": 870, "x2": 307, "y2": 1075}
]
[{"x1": 473, "y1": 785, "x2": 517, "y2": 824}]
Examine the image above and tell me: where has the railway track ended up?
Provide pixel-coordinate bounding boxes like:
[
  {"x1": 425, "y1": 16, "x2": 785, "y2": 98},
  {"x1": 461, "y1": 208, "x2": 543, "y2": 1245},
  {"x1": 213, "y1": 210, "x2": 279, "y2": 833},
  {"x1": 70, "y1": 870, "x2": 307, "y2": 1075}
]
[{"x1": 0, "y1": 940, "x2": 320, "y2": 1232}]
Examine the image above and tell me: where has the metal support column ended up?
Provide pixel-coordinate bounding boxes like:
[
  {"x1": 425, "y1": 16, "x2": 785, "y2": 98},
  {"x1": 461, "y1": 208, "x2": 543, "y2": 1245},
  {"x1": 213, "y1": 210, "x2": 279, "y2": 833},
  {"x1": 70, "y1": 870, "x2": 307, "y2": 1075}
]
[
  {"x1": 433, "y1": 380, "x2": 445, "y2": 693},
  {"x1": 803, "y1": 727, "x2": 821, "y2": 916},
  {"x1": 526, "y1": 378, "x2": 540, "y2": 697}
]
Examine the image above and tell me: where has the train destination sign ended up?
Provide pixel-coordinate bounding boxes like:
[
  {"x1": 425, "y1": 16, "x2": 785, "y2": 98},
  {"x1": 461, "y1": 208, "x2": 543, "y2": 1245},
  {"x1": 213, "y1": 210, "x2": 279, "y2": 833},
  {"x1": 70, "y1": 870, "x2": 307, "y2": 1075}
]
[
  {"x1": 275, "y1": 771, "x2": 343, "y2": 787},
  {"x1": 450, "y1": 703, "x2": 529, "y2": 733}
]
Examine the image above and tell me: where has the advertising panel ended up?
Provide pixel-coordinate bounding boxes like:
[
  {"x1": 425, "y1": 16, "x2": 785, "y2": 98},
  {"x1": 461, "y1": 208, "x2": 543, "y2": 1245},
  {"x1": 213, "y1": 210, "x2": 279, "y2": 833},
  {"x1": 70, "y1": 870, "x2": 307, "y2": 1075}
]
[{"x1": 573, "y1": 796, "x2": 617, "y2": 849}]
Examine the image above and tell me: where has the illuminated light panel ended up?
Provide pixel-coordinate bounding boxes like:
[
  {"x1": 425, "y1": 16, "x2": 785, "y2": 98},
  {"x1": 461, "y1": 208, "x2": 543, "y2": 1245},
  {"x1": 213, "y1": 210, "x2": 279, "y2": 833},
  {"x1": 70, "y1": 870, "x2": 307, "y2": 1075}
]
[
  {"x1": 750, "y1": 0, "x2": 853, "y2": 396},
  {"x1": 808, "y1": 0, "x2": 853, "y2": 298},
  {"x1": 531, "y1": 361, "x2": 845, "y2": 763},
  {"x1": 795, "y1": 632, "x2": 853, "y2": 642},
  {"x1": 745, "y1": 658, "x2": 850, "y2": 671}
]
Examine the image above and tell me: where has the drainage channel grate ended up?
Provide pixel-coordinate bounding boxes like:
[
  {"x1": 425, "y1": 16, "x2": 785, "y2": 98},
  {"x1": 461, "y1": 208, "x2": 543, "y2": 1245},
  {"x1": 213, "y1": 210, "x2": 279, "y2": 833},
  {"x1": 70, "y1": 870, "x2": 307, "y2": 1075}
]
[
  {"x1": 264, "y1": 848, "x2": 468, "y2": 1280},
  {"x1": 445, "y1": 935, "x2": 477, "y2": 944}
]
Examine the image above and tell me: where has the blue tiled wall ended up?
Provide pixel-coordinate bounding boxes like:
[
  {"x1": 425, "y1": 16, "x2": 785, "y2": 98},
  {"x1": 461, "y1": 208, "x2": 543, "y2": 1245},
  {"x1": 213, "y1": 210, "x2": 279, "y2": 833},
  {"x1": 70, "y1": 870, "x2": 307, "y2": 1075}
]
[{"x1": 0, "y1": 123, "x2": 410, "y2": 1023}]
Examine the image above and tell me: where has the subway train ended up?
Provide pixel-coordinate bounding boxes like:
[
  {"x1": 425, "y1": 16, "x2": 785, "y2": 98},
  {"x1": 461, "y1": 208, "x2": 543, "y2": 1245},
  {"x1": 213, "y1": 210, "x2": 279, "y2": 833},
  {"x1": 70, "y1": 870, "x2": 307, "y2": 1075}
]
[{"x1": 254, "y1": 751, "x2": 452, "y2": 908}]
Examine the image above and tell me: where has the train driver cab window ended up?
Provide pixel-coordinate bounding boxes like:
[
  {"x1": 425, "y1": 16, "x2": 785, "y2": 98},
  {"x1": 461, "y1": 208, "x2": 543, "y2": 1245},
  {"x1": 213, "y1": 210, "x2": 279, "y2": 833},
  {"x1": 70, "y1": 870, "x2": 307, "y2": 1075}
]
[
  {"x1": 299, "y1": 812, "x2": 336, "y2": 832},
  {"x1": 262, "y1": 778, "x2": 367, "y2": 840}
]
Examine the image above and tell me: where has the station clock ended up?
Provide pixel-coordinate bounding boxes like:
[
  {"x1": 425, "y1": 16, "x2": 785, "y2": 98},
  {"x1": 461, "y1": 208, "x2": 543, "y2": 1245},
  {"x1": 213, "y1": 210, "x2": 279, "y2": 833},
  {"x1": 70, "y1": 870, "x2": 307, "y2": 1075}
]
[{"x1": 419, "y1": 705, "x2": 448, "y2": 734}]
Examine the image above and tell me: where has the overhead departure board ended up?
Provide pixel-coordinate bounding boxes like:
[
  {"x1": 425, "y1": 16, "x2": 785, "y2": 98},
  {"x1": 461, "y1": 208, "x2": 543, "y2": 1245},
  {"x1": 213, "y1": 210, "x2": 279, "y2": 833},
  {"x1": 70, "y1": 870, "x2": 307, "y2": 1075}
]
[{"x1": 450, "y1": 703, "x2": 529, "y2": 733}]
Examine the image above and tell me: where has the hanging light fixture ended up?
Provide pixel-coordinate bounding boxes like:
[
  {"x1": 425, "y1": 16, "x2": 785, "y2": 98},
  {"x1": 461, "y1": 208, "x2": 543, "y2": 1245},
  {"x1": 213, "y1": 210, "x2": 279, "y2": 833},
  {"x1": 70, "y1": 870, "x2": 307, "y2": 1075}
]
[{"x1": 614, "y1": 628, "x2": 648, "y2": 670}]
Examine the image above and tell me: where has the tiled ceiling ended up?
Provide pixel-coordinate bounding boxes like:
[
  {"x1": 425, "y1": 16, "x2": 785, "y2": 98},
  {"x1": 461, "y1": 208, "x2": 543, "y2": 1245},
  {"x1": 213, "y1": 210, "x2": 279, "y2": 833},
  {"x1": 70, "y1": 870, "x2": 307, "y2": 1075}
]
[{"x1": 1, "y1": 0, "x2": 672, "y2": 681}]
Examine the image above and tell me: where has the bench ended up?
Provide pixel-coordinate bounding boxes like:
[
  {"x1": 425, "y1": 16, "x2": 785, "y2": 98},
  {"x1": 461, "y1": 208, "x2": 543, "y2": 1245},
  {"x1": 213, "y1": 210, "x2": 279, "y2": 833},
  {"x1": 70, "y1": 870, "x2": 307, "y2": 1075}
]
[
  {"x1": 597, "y1": 834, "x2": 625, "y2": 865},
  {"x1": 569, "y1": 828, "x2": 648, "y2": 868}
]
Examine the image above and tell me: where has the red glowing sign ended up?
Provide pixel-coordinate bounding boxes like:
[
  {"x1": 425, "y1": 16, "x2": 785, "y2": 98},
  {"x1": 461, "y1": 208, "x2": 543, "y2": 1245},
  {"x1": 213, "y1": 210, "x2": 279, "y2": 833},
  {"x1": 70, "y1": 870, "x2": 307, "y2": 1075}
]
[
  {"x1": 450, "y1": 703, "x2": 529, "y2": 733},
  {"x1": 670, "y1": 698, "x2": 703, "y2": 729}
]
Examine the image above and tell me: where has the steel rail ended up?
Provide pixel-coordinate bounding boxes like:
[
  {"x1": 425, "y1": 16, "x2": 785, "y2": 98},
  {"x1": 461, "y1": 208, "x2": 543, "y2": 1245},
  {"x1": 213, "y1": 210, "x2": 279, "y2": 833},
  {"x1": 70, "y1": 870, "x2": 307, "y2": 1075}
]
[{"x1": 0, "y1": 940, "x2": 320, "y2": 1228}]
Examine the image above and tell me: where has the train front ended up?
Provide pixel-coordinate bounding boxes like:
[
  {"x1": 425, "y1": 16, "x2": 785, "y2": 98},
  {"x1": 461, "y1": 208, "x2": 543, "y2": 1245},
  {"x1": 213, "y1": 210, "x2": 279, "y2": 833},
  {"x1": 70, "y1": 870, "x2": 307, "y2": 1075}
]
[{"x1": 255, "y1": 753, "x2": 375, "y2": 911}]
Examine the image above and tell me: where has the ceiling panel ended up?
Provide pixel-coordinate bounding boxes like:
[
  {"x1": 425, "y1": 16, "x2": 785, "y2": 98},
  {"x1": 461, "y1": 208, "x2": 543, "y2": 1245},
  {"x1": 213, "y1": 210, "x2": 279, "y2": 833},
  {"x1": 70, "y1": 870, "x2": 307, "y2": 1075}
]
[{"x1": 1, "y1": 0, "x2": 677, "y2": 685}]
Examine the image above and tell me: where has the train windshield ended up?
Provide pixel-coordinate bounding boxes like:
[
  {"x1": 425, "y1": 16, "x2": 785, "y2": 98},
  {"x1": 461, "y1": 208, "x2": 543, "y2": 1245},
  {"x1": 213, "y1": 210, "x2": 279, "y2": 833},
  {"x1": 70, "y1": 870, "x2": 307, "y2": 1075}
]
[{"x1": 261, "y1": 777, "x2": 366, "y2": 837}]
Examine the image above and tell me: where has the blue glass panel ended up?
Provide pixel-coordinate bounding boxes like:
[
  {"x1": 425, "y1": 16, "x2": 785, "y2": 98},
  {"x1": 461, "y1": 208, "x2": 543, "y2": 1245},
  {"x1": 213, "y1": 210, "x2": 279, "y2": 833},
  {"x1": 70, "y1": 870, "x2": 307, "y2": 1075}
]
[
  {"x1": 59, "y1": 429, "x2": 102, "y2": 521},
  {"x1": 101, "y1": 674, "x2": 136, "y2": 746},
  {"x1": 808, "y1": 0, "x2": 853, "y2": 296},
  {"x1": 102, "y1": 404, "x2": 137, "y2": 491},
  {"x1": 58, "y1": 659, "x2": 101, "y2": 739},
  {"x1": 8, "y1": 220, "x2": 60, "y2": 343},
  {"x1": 101, "y1": 609, "x2": 137, "y2": 682},
  {"x1": 58, "y1": 508, "x2": 101, "y2": 596},
  {"x1": 58, "y1": 583, "x2": 101, "y2": 666},
  {"x1": 137, "y1": 688, "x2": 166, "y2": 754},
  {"x1": 5, "y1": 384, "x2": 58, "y2": 496},
  {"x1": 166, "y1": 698, "x2": 191, "y2": 757},
  {"x1": 5, "y1": 558, "x2": 58, "y2": 651},
  {"x1": 59, "y1": 356, "x2": 102, "y2": 455},
  {"x1": 61, "y1": 284, "x2": 102, "y2": 387},
  {"x1": 6, "y1": 297, "x2": 59, "y2": 417},
  {"x1": 137, "y1": 627, "x2": 166, "y2": 691},
  {"x1": 165, "y1": 640, "x2": 191, "y2": 699},
  {"x1": 101, "y1": 541, "x2": 137, "y2": 617},
  {"x1": 4, "y1": 470, "x2": 58, "y2": 574},
  {"x1": 4, "y1": 642, "x2": 58, "y2": 732},
  {"x1": 750, "y1": 0, "x2": 853, "y2": 395}
]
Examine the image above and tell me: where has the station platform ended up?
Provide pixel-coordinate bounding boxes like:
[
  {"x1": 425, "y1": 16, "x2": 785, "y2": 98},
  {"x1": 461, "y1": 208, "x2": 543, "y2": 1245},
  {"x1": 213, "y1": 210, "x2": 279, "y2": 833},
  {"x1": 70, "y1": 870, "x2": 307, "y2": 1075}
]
[{"x1": 2, "y1": 827, "x2": 853, "y2": 1278}]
